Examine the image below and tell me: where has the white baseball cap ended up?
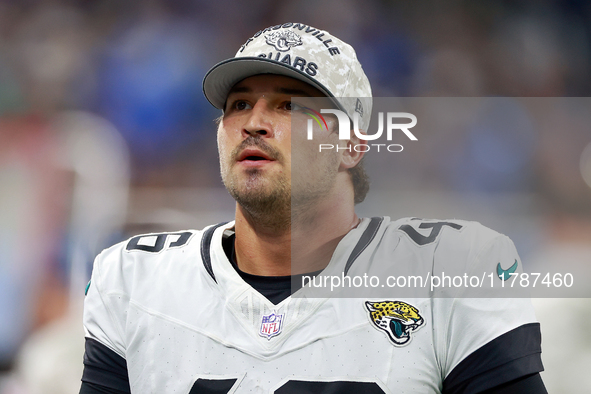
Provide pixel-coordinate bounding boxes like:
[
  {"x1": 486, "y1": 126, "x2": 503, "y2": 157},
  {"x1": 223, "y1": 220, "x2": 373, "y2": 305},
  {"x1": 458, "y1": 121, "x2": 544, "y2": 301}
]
[{"x1": 203, "y1": 22, "x2": 373, "y2": 130}]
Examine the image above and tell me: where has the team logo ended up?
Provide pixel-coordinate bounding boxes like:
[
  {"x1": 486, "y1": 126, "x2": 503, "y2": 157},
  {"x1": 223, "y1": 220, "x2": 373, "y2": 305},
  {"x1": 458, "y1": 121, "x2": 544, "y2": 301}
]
[
  {"x1": 259, "y1": 311, "x2": 284, "y2": 340},
  {"x1": 497, "y1": 259, "x2": 518, "y2": 281},
  {"x1": 265, "y1": 30, "x2": 303, "y2": 52},
  {"x1": 365, "y1": 300, "x2": 424, "y2": 346}
]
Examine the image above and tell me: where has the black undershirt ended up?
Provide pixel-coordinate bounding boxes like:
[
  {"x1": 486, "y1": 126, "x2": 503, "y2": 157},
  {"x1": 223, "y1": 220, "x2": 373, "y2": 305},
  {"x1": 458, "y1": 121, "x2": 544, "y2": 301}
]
[{"x1": 221, "y1": 229, "x2": 319, "y2": 304}]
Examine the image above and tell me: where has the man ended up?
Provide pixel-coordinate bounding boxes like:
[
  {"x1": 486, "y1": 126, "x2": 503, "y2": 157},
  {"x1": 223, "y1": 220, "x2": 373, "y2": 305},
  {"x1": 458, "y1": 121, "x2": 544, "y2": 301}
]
[{"x1": 80, "y1": 23, "x2": 546, "y2": 393}]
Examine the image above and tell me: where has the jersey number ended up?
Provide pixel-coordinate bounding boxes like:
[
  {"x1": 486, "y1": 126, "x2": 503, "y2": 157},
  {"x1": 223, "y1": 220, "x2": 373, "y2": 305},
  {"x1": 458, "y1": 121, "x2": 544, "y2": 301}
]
[
  {"x1": 399, "y1": 220, "x2": 462, "y2": 246},
  {"x1": 189, "y1": 378, "x2": 385, "y2": 393},
  {"x1": 125, "y1": 231, "x2": 192, "y2": 253}
]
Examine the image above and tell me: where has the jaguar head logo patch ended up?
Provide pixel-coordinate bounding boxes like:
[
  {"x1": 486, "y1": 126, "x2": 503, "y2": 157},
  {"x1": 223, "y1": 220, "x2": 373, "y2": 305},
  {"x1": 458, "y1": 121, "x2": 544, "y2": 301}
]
[
  {"x1": 265, "y1": 30, "x2": 303, "y2": 52},
  {"x1": 365, "y1": 300, "x2": 424, "y2": 346}
]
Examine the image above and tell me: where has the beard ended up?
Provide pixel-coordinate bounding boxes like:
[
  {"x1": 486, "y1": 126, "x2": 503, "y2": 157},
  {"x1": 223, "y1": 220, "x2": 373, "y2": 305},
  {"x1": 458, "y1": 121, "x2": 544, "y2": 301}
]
[
  {"x1": 220, "y1": 135, "x2": 342, "y2": 230},
  {"x1": 290, "y1": 143, "x2": 340, "y2": 224},
  {"x1": 220, "y1": 136, "x2": 291, "y2": 230}
]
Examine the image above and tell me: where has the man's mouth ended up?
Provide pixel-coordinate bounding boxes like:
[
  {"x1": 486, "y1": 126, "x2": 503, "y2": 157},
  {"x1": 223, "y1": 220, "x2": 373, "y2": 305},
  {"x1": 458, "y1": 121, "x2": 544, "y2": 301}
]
[{"x1": 237, "y1": 149, "x2": 274, "y2": 162}]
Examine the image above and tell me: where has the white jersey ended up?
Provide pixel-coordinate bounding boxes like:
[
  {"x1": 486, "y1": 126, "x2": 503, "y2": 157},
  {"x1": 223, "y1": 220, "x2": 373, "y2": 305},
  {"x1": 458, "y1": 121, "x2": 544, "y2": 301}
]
[{"x1": 82, "y1": 217, "x2": 542, "y2": 393}]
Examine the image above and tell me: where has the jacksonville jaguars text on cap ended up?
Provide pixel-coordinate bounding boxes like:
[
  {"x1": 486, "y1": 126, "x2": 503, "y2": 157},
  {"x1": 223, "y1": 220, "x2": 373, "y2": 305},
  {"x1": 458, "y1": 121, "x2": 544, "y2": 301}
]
[
  {"x1": 239, "y1": 23, "x2": 341, "y2": 57},
  {"x1": 238, "y1": 24, "x2": 344, "y2": 78},
  {"x1": 256, "y1": 52, "x2": 318, "y2": 76}
]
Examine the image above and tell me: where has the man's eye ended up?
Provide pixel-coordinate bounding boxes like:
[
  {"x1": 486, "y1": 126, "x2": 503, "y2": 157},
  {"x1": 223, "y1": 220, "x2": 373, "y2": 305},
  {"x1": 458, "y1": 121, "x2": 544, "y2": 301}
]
[
  {"x1": 233, "y1": 100, "x2": 251, "y2": 110},
  {"x1": 287, "y1": 102, "x2": 303, "y2": 111}
]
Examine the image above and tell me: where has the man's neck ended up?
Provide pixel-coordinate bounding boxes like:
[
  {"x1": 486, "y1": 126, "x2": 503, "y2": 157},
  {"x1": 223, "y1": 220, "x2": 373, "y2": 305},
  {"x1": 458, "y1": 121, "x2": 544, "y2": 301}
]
[{"x1": 233, "y1": 190, "x2": 359, "y2": 276}]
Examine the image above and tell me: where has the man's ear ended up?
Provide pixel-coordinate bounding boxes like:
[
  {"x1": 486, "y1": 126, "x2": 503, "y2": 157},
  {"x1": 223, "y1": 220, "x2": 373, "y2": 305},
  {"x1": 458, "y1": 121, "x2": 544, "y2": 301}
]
[{"x1": 339, "y1": 130, "x2": 367, "y2": 169}]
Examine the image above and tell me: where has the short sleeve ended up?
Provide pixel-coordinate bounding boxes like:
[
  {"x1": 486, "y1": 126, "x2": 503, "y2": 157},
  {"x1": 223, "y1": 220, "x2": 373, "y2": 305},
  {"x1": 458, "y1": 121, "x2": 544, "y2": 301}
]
[
  {"x1": 83, "y1": 246, "x2": 130, "y2": 359},
  {"x1": 439, "y1": 235, "x2": 543, "y2": 392}
]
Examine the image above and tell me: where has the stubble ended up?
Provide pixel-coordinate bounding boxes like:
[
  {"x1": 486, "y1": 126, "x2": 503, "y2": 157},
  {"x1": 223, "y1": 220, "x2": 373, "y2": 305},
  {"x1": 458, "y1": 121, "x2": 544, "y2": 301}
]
[{"x1": 220, "y1": 136, "x2": 291, "y2": 230}]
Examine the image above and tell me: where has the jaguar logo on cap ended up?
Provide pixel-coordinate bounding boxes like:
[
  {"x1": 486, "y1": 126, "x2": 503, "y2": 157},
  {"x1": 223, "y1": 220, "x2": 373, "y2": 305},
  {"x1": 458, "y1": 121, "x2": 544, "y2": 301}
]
[{"x1": 265, "y1": 30, "x2": 303, "y2": 52}]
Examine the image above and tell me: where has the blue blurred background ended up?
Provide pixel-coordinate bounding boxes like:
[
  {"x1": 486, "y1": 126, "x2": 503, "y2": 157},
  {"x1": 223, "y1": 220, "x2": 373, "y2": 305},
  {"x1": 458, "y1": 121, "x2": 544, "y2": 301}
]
[{"x1": 0, "y1": 0, "x2": 590, "y2": 392}]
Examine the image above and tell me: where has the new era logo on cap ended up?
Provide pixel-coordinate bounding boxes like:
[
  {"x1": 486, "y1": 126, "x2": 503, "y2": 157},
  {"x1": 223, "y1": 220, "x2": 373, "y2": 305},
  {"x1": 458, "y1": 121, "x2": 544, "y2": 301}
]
[{"x1": 203, "y1": 23, "x2": 372, "y2": 131}]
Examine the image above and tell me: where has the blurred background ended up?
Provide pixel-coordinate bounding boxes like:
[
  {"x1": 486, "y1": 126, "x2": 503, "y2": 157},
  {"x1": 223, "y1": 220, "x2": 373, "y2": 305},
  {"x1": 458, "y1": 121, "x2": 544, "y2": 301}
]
[{"x1": 0, "y1": 0, "x2": 590, "y2": 392}]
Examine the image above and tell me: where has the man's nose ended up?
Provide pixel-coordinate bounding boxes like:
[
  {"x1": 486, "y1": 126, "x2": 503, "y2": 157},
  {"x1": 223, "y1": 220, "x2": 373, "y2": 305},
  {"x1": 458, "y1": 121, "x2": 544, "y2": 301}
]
[{"x1": 242, "y1": 100, "x2": 274, "y2": 138}]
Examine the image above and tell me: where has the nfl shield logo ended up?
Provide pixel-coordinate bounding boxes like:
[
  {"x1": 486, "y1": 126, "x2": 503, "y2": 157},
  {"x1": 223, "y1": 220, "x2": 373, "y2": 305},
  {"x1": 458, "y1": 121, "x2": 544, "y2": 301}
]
[{"x1": 259, "y1": 311, "x2": 284, "y2": 340}]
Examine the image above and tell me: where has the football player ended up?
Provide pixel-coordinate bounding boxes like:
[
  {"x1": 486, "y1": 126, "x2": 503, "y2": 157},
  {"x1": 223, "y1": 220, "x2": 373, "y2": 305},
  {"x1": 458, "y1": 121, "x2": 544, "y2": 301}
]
[{"x1": 79, "y1": 23, "x2": 546, "y2": 393}]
